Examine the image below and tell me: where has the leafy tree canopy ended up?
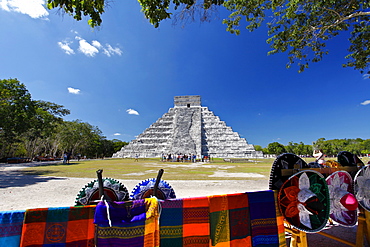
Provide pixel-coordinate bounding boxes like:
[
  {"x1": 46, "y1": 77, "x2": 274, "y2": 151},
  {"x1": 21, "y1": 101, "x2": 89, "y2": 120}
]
[{"x1": 47, "y1": 0, "x2": 370, "y2": 73}]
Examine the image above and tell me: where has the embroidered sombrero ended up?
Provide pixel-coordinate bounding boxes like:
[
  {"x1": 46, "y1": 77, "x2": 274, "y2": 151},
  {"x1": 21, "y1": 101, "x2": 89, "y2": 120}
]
[
  {"x1": 75, "y1": 178, "x2": 129, "y2": 206},
  {"x1": 278, "y1": 170, "x2": 330, "y2": 232},
  {"x1": 269, "y1": 153, "x2": 309, "y2": 190},
  {"x1": 354, "y1": 165, "x2": 370, "y2": 212},
  {"x1": 326, "y1": 171, "x2": 358, "y2": 226},
  {"x1": 130, "y1": 178, "x2": 176, "y2": 200}
]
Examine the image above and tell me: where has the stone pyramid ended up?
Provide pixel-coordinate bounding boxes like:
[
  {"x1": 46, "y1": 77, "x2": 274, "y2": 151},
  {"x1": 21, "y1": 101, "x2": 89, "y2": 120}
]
[{"x1": 113, "y1": 96, "x2": 262, "y2": 158}]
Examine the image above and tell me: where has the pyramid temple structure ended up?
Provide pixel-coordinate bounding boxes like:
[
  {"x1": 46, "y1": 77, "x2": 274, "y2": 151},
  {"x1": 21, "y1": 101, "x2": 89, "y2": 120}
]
[{"x1": 113, "y1": 96, "x2": 263, "y2": 159}]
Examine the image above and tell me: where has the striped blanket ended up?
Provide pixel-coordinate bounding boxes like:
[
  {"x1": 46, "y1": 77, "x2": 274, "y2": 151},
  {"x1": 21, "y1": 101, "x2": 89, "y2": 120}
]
[
  {"x1": 20, "y1": 205, "x2": 95, "y2": 247},
  {"x1": 160, "y1": 196, "x2": 210, "y2": 247},
  {"x1": 248, "y1": 191, "x2": 280, "y2": 247},
  {"x1": 274, "y1": 191, "x2": 287, "y2": 247},
  {"x1": 94, "y1": 197, "x2": 160, "y2": 247},
  {"x1": 0, "y1": 210, "x2": 25, "y2": 247},
  {"x1": 209, "y1": 193, "x2": 251, "y2": 247}
]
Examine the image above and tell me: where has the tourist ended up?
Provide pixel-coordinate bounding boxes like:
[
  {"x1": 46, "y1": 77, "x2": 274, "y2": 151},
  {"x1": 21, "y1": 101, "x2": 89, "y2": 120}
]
[
  {"x1": 313, "y1": 149, "x2": 325, "y2": 166},
  {"x1": 67, "y1": 152, "x2": 71, "y2": 164},
  {"x1": 63, "y1": 153, "x2": 67, "y2": 164}
]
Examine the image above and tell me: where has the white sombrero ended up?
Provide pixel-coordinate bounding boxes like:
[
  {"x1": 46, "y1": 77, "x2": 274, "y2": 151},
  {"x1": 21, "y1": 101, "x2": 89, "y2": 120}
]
[
  {"x1": 326, "y1": 171, "x2": 358, "y2": 226},
  {"x1": 354, "y1": 165, "x2": 370, "y2": 212}
]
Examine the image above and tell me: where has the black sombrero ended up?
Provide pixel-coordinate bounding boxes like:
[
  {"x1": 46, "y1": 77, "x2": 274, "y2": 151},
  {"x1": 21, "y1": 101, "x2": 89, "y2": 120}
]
[{"x1": 269, "y1": 153, "x2": 309, "y2": 190}]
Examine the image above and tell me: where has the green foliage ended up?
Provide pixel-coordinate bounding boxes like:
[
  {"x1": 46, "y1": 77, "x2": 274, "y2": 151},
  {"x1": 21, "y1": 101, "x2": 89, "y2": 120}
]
[
  {"x1": 0, "y1": 78, "x2": 34, "y2": 142},
  {"x1": 312, "y1": 137, "x2": 369, "y2": 156},
  {"x1": 112, "y1": 139, "x2": 129, "y2": 152},
  {"x1": 46, "y1": 0, "x2": 105, "y2": 28},
  {"x1": 47, "y1": 0, "x2": 370, "y2": 73},
  {"x1": 223, "y1": 0, "x2": 370, "y2": 73},
  {"x1": 253, "y1": 144, "x2": 263, "y2": 151},
  {"x1": 0, "y1": 78, "x2": 122, "y2": 160},
  {"x1": 266, "y1": 141, "x2": 286, "y2": 155}
]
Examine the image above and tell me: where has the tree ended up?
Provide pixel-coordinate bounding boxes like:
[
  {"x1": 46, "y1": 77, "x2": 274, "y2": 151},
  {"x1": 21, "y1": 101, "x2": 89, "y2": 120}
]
[
  {"x1": 0, "y1": 79, "x2": 34, "y2": 141},
  {"x1": 0, "y1": 79, "x2": 71, "y2": 159},
  {"x1": 266, "y1": 142, "x2": 286, "y2": 155},
  {"x1": 20, "y1": 101, "x2": 70, "y2": 158},
  {"x1": 0, "y1": 79, "x2": 35, "y2": 158},
  {"x1": 48, "y1": 0, "x2": 370, "y2": 73},
  {"x1": 111, "y1": 139, "x2": 129, "y2": 153},
  {"x1": 253, "y1": 144, "x2": 263, "y2": 152}
]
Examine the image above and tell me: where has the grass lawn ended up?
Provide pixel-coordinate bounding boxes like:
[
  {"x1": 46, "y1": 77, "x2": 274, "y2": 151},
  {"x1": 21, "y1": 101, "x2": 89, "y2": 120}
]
[
  {"x1": 22, "y1": 158, "x2": 277, "y2": 180},
  {"x1": 22, "y1": 156, "x2": 369, "y2": 181}
]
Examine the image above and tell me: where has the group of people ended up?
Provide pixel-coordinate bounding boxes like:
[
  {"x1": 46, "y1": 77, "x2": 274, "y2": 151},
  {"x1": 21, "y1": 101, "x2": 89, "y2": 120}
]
[
  {"x1": 63, "y1": 152, "x2": 83, "y2": 164},
  {"x1": 161, "y1": 153, "x2": 211, "y2": 163}
]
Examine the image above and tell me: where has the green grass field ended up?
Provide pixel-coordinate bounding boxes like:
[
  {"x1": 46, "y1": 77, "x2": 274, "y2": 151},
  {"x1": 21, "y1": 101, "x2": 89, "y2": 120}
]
[
  {"x1": 22, "y1": 158, "x2": 275, "y2": 180},
  {"x1": 22, "y1": 156, "x2": 369, "y2": 180}
]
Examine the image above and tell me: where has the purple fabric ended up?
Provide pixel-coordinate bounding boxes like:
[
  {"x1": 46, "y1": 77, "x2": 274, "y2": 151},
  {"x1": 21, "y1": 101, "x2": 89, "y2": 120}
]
[
  {"x1": 94, "y1": 200, "x2": 146, "y2": 226},
  {"x1": 94, "y1": 200, "x2": 148, "y2": 247}
]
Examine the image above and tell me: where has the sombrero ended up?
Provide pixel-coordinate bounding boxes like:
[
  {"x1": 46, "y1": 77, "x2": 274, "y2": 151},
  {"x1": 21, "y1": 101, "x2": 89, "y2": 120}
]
[
  {"x1": 269, "y1": 153, "x2": 309, "y2": 190},
  {"x1": 326, "y1": 171, "x2": 358, "y2": 226},
  {"x1": 354, "y1": 165, "x2": 370, "y2": 212},
  {"x1": 337, "y1": 151, "x2": 364, "y2": 167},
  {"x1": 278, "y1": 170, "x2": 330, "y2": 232},
  {"x1": 75, "y1": 178, "x2": 129, "y2": 206},
  {"x1": 130, "y1": 178, "x2": 176, "y2": 200}
]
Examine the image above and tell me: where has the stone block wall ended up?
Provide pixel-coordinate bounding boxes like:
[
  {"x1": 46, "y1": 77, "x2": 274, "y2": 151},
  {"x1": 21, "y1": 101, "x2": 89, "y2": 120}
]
[{"x1": 112, "y1": 96, "x2": 263, "y2": 159}]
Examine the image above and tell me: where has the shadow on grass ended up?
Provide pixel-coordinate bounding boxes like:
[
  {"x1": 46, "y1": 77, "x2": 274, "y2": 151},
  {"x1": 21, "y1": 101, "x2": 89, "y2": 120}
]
[
  {"x1": 0, "y1": 169, "x2": 66, "y2": 189},
  {"x1": 31, "y1": 162, "x2": 79, "y2": 167}
]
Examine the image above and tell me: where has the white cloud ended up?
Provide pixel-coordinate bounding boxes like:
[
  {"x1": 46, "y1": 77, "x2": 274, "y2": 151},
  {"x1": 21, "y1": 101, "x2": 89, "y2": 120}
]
[
  {"x1": 103, "y1": 44, "x2": 123, "y2": 57},
  {"x1": 113, "y1": 133, "x2": 121, "y2": 136},
  {"x1": 67, "y1": 87, "x2": 80, "y2": 94},
  {"x1": 361, "y1": 100, "x2": 370, "y2": 105},
  {"x1": 92, "y1": 40, "x2": 102, "y2": 49},
  {"x1": 126, "y1": 109, "x2": 139, "y2": 115},
  {"x1": 0, "y1": 0, "x2": 49, "y2": 19},
  {"x1": 77, "y1": 37, "x2": 99, "y2": 57},
  {"x1": 57, "y1": 40, "x2": 75, "y2": 55},
  {"x1": 58, "y1": 33, "x2": 122, "y2": 57}
]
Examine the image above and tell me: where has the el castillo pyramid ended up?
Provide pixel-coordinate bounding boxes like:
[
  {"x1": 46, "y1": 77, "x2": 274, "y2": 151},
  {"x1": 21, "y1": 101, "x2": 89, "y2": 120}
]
[{"x1": 113, "y1": 96, "x2": 262, "y2": 158}]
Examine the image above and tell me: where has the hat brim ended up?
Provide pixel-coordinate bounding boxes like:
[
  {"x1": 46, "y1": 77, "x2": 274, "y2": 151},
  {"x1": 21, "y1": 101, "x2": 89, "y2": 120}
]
[
  {"x1": 269, "y1": 153, "x2": 309, "y2": 190},
  {"x1": 278, "y1": 170, "x2": 330, "y2": 233},
  {"x1": 354, "y1": 165, "x2": 370, "y2": 212},
  {"x1": 326, "y1": 171, "x2": 358, "y2": 227},
  {"x1": 130, "y1": 178, "x2": 176, "y2": 200}
]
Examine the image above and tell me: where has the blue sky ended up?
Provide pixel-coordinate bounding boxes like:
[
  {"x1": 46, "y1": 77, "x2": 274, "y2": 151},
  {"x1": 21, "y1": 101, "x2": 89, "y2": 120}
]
[{"x1": 1, "y1": 0, "x2": 370, "y2": 148}]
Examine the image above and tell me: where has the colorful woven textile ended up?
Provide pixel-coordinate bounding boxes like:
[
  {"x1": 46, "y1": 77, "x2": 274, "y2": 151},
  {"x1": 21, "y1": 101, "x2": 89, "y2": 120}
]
[
  {"x1": 0, "y1": 210, "x2": 25, "y2": 247},
  {"x1": 248, "y1": 191, "x2": 279, "y2": 247},
  {"x1": 159, "y1": 198, "x2": 184, "y2": 247},
  {"x1": 208, "y1": 193, "x2": 251, "y2": 247},
  {"x1": 182, "y1": 196, "x2": 210, "y2": 247},
  {"x1": 20, "y1": 205, "x2": 96, "y2": 247},
  {"x1": 94, "y1": 198, "x2": 160, "y2": 247},
  {"x1": 159, "y1": 196, "x2": 210, "y2": 247},
  {"x1": 274, "y1": 191, "x2": 287, "y2": 247}
]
